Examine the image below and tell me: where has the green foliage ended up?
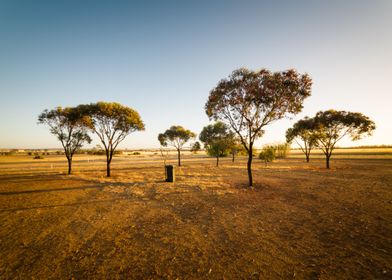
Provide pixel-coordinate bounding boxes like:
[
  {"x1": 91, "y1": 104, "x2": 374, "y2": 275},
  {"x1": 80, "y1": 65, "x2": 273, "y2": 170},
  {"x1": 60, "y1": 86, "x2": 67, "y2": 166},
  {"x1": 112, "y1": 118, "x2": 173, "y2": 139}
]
[
  {"x1": 313, "y1": 110, "x2": 376, "y2": 142},
  {"x1": 190, "y1": 141, "x2": 201, "y2": 153},
  {"x1": 274, "y1": 143, "x2": 290, "y2": 159},
  {"x1": 258, "y1": 143, "x2": 289, "y2": 163},
  {"x1": 286, "y1": 117, "x2": 317, "y2": 162},
  {"x1": 78, "y1": 101, "x2": 145, "y2": 176},
  {"x1": 199, "y1": 122, "x2": 235, "y2": 166},
  {"x1": 38, "y1": 106, "x2": 92, "y2": 174},
  {"x1": 258, "y1": 146, "x2": 276, "y2": 162},
  {"x1": 158, "y1": 126, "x2": 196, "y2": 148},
  {"x1": 158, "y1": 125, "x2": 196, "y2": 166},
  {"x1": 205, "y1": 141, "x2": 230, "y2": 157},
  {"x1": 311, "y1": 110, "x2": 376, "y2": 168},
  {"x1": 288, "y1": 110, "x2": 376, "y2": 167},
  {"x1": 205, "y1": 68, "x2": 312, "y2": 185},
  {"x1": 286, "y1": 117, "x2": 317, "y2": 142}
]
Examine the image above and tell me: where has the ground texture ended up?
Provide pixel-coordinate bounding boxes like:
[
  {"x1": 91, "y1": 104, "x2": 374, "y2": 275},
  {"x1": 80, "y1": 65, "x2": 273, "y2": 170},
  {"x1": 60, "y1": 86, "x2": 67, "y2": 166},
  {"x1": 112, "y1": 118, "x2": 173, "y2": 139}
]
[{"x1": 0, "y1": 155, "x2": 391, "y2": 279}]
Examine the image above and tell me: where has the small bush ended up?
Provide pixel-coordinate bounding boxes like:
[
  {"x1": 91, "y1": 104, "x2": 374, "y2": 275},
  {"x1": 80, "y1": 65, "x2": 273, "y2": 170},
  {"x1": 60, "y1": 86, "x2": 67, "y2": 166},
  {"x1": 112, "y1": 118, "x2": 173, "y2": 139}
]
[
  {"x1": 259, "y1": 146, "x2": 276, "y2": 163},
  {"x1": 132, "y1": 152, "x2": 141, "y2": 155},
  {"x1": 33, "y1": 155, "x2": 44, "y2": 159},
  {"x1": 275, "y1": 143, "x2": 290, "y2": 159}
]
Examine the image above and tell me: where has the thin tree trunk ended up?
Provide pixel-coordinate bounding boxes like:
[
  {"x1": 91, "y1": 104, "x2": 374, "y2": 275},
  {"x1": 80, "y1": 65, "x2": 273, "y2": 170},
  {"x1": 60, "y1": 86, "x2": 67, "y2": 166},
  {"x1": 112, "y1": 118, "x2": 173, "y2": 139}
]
[
  {"x1": 67, "y1": 157, "x2": 72, "y2": 175},
  {"x1": 107, "y1": 160, "x2": 111, "y2": 177},
  {"x1": 326, "y1": 155, "x2": 330, "y2": 169},
  {"x1": 232, "y1": 152, "x2": 235, "y2": 162},
  {"x1": 216, "y1": 156, "x2": 219, "y2": 167},
  {"x1": 177, "y1": 149, "x2": 181, "y2": 166},
  {"x1": 247, "y1": 145, "x2": 253, "y2": 187},
  {"x1": 306, "y1": 153, "x2": 310, "y2": 162}
]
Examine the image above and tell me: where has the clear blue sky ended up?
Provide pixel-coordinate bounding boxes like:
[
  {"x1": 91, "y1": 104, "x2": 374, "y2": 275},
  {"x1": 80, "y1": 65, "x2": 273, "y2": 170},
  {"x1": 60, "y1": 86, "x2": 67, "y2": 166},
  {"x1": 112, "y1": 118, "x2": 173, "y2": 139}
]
[{"x1": 0, "y1": 0, "x2": 391, "y2": 149}]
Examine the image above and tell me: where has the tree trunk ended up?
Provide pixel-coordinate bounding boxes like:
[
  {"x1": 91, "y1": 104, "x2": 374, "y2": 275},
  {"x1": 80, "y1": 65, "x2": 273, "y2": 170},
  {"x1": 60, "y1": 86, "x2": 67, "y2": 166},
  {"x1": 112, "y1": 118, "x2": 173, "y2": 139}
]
[
  {"x1": 67, "y1": 157, "x2": 72, "y2": 175},
  {"x1": 306, "y1": 154, "x2": 310, "y2": 162},
  {"x1": 107, "y1": 161, "x2": 111, "y2": 177},
  {"x1": 216, "y1": 156, "x2": 219, "y2": 167},
  {"x1": 177, "y1": 149, "x2": 181, "y2": 166},
  {"x1": 247, "y1": 146, "x2": 253, "y2": 187},
  {"x1": 232, "y1": 152, "x2": 235, "y2": 162},
  {"x1": 326, "y1": 155, "x2": 330, "y2": 169}
]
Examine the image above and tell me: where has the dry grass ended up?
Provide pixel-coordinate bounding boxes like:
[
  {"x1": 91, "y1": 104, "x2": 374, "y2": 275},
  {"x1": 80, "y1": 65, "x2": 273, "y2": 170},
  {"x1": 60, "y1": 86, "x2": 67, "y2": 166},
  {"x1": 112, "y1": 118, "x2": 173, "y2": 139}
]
[{"x1": 0, "y1": 154, "x2": 391, "y2": 279}]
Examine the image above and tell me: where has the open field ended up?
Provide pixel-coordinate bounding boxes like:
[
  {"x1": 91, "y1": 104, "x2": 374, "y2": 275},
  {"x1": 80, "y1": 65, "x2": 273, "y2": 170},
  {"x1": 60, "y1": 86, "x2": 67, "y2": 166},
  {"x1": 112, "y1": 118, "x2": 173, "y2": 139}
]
[
  {"x1": 288, "y1": 147, "x2": 392, "y2": 159},
  {"x1": 0, "y1": 152, "x2": 391, "y2": 279}
]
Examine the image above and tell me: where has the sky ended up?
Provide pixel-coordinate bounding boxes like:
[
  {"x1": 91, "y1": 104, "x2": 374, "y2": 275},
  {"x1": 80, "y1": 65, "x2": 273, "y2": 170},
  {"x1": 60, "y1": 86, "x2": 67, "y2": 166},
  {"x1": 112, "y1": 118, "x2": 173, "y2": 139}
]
[{"x1": 0, "y1": 0, "x2": 391, "y2": 149}]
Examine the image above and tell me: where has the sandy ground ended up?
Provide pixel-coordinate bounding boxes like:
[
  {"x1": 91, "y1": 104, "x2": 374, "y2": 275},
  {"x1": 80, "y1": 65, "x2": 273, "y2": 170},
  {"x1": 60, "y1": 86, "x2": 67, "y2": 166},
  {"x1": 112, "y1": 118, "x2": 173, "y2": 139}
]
[{"x1": 0, "y1": 154, "x2": 391, "y2": 279}]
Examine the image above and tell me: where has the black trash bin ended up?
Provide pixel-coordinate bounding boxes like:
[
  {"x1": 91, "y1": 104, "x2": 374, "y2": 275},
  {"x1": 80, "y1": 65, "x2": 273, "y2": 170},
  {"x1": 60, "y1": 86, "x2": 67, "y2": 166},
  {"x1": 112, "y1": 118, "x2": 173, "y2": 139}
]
[{"x1": 165, "y1": 165, "x2": 175, "y2": 182}]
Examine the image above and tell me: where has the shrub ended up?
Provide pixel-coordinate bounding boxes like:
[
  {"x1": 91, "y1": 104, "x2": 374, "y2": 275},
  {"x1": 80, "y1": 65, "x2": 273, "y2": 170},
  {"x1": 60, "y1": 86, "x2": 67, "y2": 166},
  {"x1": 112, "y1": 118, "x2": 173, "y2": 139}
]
[
  {"x1": 259, "y1": 146, "x2": 276, "y2": 163},
  {"x1": 33, "y1": 155, "x2": 44, "y2": 159},
  {"x1": 132, "y1": 152, "x2": 141, "y2": 155},
  {"x1": 275, "y1": 143, "x2": 290, "y2": 159}
]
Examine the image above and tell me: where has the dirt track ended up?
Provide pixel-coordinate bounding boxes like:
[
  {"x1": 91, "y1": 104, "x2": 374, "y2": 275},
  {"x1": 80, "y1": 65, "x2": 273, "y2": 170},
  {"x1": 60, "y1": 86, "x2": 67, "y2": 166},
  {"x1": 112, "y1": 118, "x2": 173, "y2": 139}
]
[{"x1": 0, "y1": 155, "x2": 391, "y2": 279}]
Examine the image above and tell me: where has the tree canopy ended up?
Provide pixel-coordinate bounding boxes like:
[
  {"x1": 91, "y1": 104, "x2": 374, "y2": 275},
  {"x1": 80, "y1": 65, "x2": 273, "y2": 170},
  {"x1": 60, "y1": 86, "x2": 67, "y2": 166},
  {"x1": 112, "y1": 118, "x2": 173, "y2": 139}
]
[
  {"x1": 199, "y1": 122, "x2": 235, "y2": 166},
  {"x1": 38, "y1": 106, "x2": 91, "y2": 174},
  {"x1": 190, "y1": 141, "x2": 201, "y2": 153},
  {"x1": 312, "y1": 110, "x2": 376, "y2": 168},
  {"x1": 286, "y1": 117, "x2": 318, "y2": 162},
  {"x1": 205, "y1": 68, "x2": 312, "y2": 186},
  {"x1": 158, "y1": 125, "x2": 196, "y2": 166},
  {"x1": 79, "y1": 101, "x2": 145, "y2": 176}
]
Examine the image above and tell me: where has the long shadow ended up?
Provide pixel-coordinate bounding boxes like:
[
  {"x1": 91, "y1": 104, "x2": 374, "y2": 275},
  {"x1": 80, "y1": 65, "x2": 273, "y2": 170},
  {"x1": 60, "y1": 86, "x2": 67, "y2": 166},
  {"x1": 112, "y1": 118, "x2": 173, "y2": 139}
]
[
  {"x1": 0, "y1": 185, "x2": 104, "y2": 195},
  {"x1": 0, "y1": 198, "x2": 129, "y2": 213},
  {"x1": 0, "y1": 173, "x2": 64, "y2": 181},
  {"x1": 0, "y1": 181, "x2": 145, "y2": 196}
]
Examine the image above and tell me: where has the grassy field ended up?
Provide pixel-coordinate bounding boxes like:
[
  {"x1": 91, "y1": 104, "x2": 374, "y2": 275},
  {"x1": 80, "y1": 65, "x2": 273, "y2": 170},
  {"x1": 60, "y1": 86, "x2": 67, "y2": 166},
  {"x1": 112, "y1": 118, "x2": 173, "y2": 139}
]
[{"x1": 0, "y1": 150, "x2": 391, "y2": 279}]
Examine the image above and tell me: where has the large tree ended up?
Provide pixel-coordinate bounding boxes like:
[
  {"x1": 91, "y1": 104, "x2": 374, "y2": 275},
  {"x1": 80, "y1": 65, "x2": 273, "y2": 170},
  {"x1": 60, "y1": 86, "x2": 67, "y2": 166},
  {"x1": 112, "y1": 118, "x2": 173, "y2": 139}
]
[
  {"x1": 312, "y1": 110, "x2": 375, "y2": 169},
  {"x1": 205, "y1": 68, "x2": 312, "y2": 187},
  {"x1": 199, "y1": 122, "x2": 235, "y2": 167},
  {"x1": 38, "y1": 107, "x2": 91, "y2": 174},
  {"x1": 286, "y1": 117, "x2": 318, "y2": 162},
  {"x1": 80, "y1": 102, "x2": 145, "y2": 177},
  {"x1": 158, "y1": 125, "x2": 195, "y2": 166}
]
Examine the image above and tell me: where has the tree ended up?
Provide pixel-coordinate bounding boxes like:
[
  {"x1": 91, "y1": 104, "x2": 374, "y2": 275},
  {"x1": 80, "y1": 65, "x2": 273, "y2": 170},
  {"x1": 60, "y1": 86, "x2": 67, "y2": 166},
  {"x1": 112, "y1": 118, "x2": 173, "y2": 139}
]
[
  {"x1": 158, "y1": 125, "x2": 196, "y2": 166},
  {"x1": 199, "y1": 122, "x2": 235, "y2": 166},
  {"x1": 38, "y1": 107, "x2": 91, "y2": 174},
  {"x1": 205, "y1": 68, "x2": 312, "y2": 186},
  {"x1": 229, "y1": 138, "x2": 245, "y2": 162},
  {"x1": 312, "y1": 110, "x2": 375, "y2": 169},
  {"x1": 80, "y1": 102, "x2": 145, "y2": 177},
  {"x1": 190, "y1": 141, "x2": 201, "y2": 153},
  {"x1": 286, "y1": 117, "x2": 317, "y2": 162}
]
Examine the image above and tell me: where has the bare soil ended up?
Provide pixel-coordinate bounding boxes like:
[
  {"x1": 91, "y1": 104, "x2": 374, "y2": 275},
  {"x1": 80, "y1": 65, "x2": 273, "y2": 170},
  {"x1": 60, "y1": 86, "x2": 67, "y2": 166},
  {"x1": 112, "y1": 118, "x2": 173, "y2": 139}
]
[{"x1": 0, "y1": 155, "x2": 391, "y2": 279}]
